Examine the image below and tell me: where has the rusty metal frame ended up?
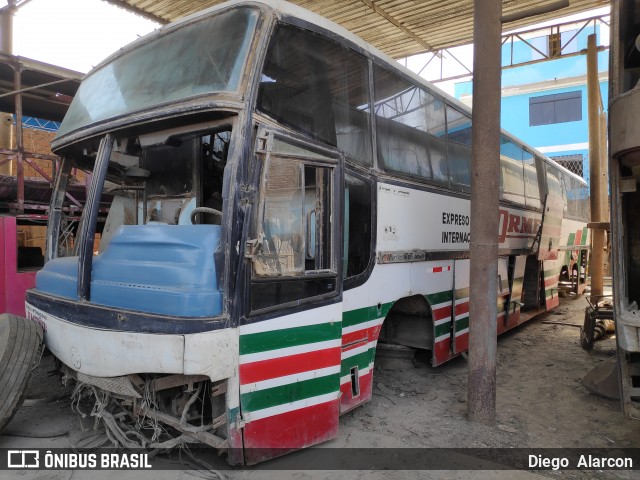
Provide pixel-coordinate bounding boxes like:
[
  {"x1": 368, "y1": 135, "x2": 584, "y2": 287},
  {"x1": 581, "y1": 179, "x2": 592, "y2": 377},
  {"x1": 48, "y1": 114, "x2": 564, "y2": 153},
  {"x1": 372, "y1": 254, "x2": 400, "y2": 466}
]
[
  {"x1": 0, "y1": 55, "x2": 82, "y2": 214},
  {"x1": 412, "y1": 14, "x2": 610, "y2": 85}
]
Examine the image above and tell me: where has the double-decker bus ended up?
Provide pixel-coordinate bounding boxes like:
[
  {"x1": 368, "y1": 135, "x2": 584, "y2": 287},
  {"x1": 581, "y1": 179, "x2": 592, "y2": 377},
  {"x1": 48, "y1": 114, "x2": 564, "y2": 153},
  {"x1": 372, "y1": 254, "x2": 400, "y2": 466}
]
[{"x1": 23, "y1": 0, "x2": 589, "y2": 464}]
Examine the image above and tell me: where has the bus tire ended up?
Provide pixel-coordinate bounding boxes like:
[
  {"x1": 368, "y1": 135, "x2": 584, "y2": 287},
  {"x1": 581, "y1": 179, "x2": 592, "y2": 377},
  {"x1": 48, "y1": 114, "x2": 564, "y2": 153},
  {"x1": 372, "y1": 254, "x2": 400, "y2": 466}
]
[{"x1": 0, "y1": 313, "x2": 44, "y2": 433}]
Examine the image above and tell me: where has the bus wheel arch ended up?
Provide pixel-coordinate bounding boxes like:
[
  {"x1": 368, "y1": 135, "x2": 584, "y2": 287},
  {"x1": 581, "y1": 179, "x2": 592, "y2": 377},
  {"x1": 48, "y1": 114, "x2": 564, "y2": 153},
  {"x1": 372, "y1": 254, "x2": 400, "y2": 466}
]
[{"x1": 378, "y1": 294, "x2": 434, "y2": 351}]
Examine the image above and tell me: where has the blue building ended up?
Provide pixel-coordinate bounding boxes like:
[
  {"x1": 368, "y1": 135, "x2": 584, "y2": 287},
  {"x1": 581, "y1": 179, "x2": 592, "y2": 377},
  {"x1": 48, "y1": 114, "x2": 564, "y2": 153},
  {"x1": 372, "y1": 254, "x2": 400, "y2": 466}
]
[{"x1": 453, "y1": 23, "x2": 608, "y2": 186}]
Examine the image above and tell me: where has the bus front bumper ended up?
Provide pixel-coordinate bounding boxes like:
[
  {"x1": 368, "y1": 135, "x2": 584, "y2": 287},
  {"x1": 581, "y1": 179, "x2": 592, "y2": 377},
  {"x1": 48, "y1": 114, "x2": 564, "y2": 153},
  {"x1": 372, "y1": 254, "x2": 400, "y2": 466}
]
[{"x1": 25, "y1": 302, "x2": 238, "y2": 381}]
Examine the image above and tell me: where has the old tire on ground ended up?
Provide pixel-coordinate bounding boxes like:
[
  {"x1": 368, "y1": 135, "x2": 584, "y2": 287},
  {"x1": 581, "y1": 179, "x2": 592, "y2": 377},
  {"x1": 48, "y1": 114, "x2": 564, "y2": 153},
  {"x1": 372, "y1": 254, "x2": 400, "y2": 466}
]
[{"x1": 0, "y1": 313, "x2": 44, "y2": 433}]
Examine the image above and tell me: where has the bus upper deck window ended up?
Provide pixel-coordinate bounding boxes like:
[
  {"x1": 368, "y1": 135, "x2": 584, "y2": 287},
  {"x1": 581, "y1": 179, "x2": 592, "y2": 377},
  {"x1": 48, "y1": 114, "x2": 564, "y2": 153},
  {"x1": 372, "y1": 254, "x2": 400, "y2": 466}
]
[{"x1": 258, "y1": 24, "x2": 372, "y2": 165}]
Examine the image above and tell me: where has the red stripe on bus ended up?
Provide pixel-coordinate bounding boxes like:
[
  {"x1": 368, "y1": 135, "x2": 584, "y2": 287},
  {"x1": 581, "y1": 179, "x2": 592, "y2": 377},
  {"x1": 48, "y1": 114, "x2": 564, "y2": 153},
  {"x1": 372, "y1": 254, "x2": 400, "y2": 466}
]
[
  {"x1": 454, "y1": 301, "x2": 469, "y2": 316},
  {"x1": 240, "y1": 347, "x2": 341, "y2": 385},
  {"x1": 243, "y1": 399, "x2": 340, "y2": 463},
  {"x1": 432, "y1": 305, "x2": 452, "y2": 321},
  {"x1": 546, "y1": 295, "x2": 560, "y2": 310},
  {"x1": 498, "y1": 309, "x2": 521, "y2": 335},
  {"x1": 341, "y1": 339, "x2": 369, "y2": 353},
  {"x1": 506, "y1": 234, "x2": 536, "y2": 239},
  {"x1": 455, "y1": 331, "x2": 469, "y2": 352},
  {"x1": 433, "y1": 267, "x2": 443, "y2": 273},
  {"x1": 433, "y1": 337, "x2": 452, "y2": 366},
  {"x1": 341, "y1": 325, "x2": 382, "y2": 349},
  {"x1": 339, "y1": 369, "x2": 373, "y2": 414}
]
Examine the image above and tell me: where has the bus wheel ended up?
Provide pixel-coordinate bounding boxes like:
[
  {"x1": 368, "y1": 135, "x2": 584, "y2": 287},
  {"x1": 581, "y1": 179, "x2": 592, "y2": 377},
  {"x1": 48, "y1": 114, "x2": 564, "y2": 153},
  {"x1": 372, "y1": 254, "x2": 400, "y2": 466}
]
[
  {"x1": 580, "y1": 308, "x2": 595, "y2": 351},
  {"x1": 0, "y1": 314, "x2": 44, "y2": 433}
]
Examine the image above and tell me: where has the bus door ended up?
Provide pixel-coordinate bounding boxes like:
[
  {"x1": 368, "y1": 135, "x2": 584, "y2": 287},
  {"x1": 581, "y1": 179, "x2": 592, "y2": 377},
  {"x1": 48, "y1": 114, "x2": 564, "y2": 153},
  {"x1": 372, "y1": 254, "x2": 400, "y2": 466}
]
[
  {"x1": 538, "y1": 167, "x2": 563, "y2": 262},
  {"x1": 453, "y1": 256, "x2": 513, "y2": 351},
  {"x1": 240, "y1": 128, "x2": 343, "y2": 464},
  {"x1": 452, "y1": 259, "x2": 470, "y2": 353},
  {"x1": 538, "y1": 169, "x2": 563, "y2": 310},
  {"x1": 497, "y1": 256, "x2": 512, "y2": 333}
]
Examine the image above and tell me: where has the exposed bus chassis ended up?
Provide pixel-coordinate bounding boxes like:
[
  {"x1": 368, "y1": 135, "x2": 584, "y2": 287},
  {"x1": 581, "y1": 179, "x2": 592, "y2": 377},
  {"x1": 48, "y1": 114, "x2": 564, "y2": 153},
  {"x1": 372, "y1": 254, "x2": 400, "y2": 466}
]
[{"x1": 63, "y1": 368, "x2": 229, "y2": 453}]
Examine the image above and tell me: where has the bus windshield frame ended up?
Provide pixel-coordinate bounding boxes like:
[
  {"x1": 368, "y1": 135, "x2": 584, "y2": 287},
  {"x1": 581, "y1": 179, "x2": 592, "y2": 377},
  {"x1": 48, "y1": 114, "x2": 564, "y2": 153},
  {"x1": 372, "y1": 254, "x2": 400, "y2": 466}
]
[{"x1": 55, "y1": 5, "x2": 261, "y2": 142}]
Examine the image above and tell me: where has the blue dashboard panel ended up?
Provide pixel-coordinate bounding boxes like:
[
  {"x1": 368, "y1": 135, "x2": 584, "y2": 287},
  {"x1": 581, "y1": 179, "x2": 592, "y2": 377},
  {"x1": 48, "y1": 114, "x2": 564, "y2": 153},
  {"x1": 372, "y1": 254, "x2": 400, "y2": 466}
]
[
  {"x1": 35, "y1": 225, "x2": 223, "y2": 317},
  {"x1": 34, "y1": 255, "x2": 79, "y2": 300}
]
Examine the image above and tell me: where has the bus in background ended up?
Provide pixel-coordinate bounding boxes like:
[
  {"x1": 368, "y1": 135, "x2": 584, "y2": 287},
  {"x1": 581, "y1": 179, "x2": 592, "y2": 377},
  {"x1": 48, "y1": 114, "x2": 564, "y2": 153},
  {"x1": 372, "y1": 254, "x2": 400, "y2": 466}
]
[
  {"x1": 609, "y1": 0, "x2": 640, "y2": 421},
  {"x1": 23, "y1": 0, "x2": 589, "y2": 464}
]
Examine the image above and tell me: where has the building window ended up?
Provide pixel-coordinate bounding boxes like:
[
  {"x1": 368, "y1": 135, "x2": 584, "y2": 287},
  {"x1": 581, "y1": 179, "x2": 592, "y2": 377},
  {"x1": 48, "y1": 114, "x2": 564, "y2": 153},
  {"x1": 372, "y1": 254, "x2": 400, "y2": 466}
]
[
  {"x1": 550, "y1": 153, "x2": 584, "y2": 178},
  {"x1": 529, "y1": 91, "x2": 582, "y2": 126}
]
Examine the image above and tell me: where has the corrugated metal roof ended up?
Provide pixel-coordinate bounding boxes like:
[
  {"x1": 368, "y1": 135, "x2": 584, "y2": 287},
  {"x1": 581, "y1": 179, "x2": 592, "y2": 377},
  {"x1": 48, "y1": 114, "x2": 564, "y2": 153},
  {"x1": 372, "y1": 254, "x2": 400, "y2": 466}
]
[{"x1": 107, "y1": 0, "x2": 609, "y2": 58}]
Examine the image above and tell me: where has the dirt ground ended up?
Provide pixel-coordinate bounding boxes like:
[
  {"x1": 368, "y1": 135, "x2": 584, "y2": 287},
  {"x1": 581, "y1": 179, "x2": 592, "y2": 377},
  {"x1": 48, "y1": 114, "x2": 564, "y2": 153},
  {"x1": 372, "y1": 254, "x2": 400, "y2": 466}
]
[{"x1": 1, "y1": 291, "x2": 639, "y2": 480}]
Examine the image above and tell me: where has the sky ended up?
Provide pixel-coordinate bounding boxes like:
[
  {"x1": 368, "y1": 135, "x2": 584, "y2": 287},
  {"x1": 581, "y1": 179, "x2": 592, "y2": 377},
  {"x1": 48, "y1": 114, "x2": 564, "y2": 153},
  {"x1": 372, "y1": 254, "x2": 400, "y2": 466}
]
[{"x1": 12, "y1": 0, "x2": 159, "y2": 73}]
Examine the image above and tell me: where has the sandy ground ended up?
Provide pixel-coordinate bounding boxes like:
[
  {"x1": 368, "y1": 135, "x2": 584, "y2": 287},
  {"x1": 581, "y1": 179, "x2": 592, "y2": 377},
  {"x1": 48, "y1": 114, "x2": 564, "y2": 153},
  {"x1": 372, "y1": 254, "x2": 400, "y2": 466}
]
[{"x1": 1, "y1": 293, "x2": 638, "y2": 480}]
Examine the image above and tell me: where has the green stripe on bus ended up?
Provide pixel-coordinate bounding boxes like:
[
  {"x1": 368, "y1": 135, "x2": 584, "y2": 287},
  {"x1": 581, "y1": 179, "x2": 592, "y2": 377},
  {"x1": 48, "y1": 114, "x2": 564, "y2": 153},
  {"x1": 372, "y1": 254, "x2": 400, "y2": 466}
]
[
  {"x1": 240, "y1": 322, "x2": 341, "y2": 355},
  {"x1": 342, "y1": 306, "x2": 370, "y2": 328},
  {"x1": 455, "y1": 316, "x2": 469, "y2": 331},
  {"x1": 435, "y1": 321, "x2": 451, "y2": 338},
  {"x1": 581, "y1": 227, "x2": 588, "y2": 245},
  {"x1": 565, "y1": 232, "x2": 577, "y2": 265},
  {"x1": 427, "y1": 290, "x2": 453, "y2": 306},
  {"x1": 342, "y1": 302, "x2": 393, "y2": 328},
  {"x1": 341, "y1": 349, "x2": 375, "y2": 377},
  {"x1": 543, "y1": 268, "x2": 560, "y2": 279},
  {"x1": 240, "y1": 373, "x2": 340, "y2": 412},
  {"x1": 545, "y1": 289, "x2": 558, "y2": 299}
]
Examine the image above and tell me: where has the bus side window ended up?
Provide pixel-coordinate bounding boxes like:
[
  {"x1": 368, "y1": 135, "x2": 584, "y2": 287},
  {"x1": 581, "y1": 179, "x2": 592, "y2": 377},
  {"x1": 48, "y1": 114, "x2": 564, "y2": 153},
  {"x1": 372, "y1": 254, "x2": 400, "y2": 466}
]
[
  {"x1": 500, "y1": 157, "x2": 526, "y2": 205},
  {"x1": 446, "y1": 106, "x2": 472, "y2": 188},
  {"x1": 254, "y1": 158, "x2": 305, "y2": 276},
  {"x1": 344, "y1": 173, "x2": 372, "y2": 285},
  {"x1": 499, "y1": 138, "x2": 525, "y2": 205},
  {"x1": 249, "y1": 139, "x2": 338, "y2": 312},
  {"x1": 257, "y1": 23, "x2": 373, "y2": 166},
  {"x1": 253, "y1": 159, "x2": 333, "y2": 277},
  {"x1": 525, "y1": 165, "x2": 542, "y2": 209},
  {"x1": 373, "y1": 64, "x2": 447, "y2": 183}
]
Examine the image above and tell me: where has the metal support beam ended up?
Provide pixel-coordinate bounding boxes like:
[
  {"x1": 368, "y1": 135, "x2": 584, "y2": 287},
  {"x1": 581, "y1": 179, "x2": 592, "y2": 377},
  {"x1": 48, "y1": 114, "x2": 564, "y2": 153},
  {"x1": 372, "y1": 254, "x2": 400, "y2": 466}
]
[
  {"x1": 468, "y1": 0, "x2": 501, "y2": 425},
  {"x1": 417, "y1": 15, "x2": 609, "y2": 85},
  {"x1": 501, "y1": 0, "x2": 569, "y2": 24},
  {"x1": 0, "y1": 1, "x2": 14, "y2": 56},
  {"x1": 587, "y1": 34, "x2": 605, "y2": 299},
  {"x1": 0, "y1": 1, "x2": 14, "y2": 175},
  {"x1": 599, "y1": 112, "x2": 609, "y2": 224},
  {"x1": 14, "y1": 63, "x2": 23, "y2": 213}
]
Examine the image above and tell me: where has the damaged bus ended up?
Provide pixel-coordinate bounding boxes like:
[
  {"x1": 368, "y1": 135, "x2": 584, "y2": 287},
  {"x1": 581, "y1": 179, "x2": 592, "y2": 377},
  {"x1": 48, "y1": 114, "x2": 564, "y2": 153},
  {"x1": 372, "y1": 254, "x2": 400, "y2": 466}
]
[{"x1": 23, "y1": 0, "x2": 589, "y2": 464}]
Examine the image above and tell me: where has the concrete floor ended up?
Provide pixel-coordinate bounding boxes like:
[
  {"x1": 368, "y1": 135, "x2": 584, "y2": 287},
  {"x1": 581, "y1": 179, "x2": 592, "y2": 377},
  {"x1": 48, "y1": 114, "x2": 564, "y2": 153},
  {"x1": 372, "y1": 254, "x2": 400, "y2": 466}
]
[{"x1": 0, "y1": 291, "x2": 636, "y2": 480}]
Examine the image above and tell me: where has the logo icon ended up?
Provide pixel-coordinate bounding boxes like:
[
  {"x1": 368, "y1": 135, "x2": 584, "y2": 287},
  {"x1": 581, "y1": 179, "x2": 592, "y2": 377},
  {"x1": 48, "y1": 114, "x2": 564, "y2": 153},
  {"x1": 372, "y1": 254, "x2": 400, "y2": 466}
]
[{"x1": 8, "y1": 450, "x2": 39, "y2": 468}]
